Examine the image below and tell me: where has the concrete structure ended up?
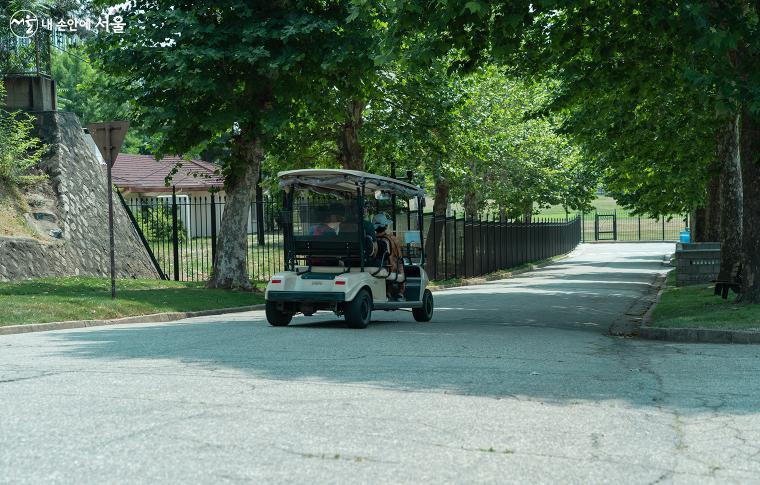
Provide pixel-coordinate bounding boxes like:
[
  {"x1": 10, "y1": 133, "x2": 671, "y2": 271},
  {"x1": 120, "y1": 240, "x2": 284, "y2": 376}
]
[
  {"x1": 2, "y1": 75, "x2": 57, "y2": 111},
  {"x1": 675, "y1": 242, "x2": 721, "y2": 286},
  {"x1": 0, "y1": 112, "x2": 159, "y2": 280}
]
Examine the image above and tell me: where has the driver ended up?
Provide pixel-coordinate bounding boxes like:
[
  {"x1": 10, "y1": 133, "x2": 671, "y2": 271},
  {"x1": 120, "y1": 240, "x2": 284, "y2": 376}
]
[{"x1": 373, "y1": 213, "x2": 406, "y2": 301}]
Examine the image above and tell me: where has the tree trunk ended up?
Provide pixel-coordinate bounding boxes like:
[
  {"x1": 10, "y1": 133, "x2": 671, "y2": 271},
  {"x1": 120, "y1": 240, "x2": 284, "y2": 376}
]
[
  {"x1": 337, "y1": 99, "x2": 366, "y2": 171},
  {"x1": 423, "y1": 177, "x2": 449, "y2": 279},
  {"x1": 463, "y1": 188, "x2": 479, "y2": 219},
  {"x1": 522, "y1": 199, "x2": 533, "y2": 223},
  {"x1": 691, "y1": 208, "x2": 706, "y2": 242},
  {"x1": 740, "y1": 108, "x2": 760, "y2": 303},
  {"x1": 716, "y1": 113, "x2": 743, "y2": 282},
  {"x1": 207, "y1": 135, "x2": 263, "y2": 290},
  {"x1": 704, "y1": 173, "x2": 721, "y2": 242}
]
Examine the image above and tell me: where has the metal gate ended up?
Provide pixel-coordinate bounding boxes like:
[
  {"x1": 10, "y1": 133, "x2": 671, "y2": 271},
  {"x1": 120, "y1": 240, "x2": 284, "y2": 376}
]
[{"x1": 594, "y1": 212, "x2": 617, "y2": 240}]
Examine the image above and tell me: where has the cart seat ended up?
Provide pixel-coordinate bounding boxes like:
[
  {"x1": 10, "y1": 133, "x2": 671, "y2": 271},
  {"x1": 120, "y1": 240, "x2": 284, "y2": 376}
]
[{"x1": 293, "y1": 236, "x2": 376, "y2": 267}]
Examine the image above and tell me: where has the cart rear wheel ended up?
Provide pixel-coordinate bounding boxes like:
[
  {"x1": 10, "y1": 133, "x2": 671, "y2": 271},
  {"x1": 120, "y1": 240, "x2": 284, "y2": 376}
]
[
  {"x1": 413, "y1": 289, "x2": 434, "y2": 322},
  {"x1": 345, "y1": 289, "x2": 372, "y2": 329},
  {"x1": 266, "y1": 301, "x2": 293, "y2": 326}
]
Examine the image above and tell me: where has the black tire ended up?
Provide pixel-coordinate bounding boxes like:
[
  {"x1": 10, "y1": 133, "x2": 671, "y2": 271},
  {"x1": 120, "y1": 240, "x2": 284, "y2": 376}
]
[
  {"x1": 413, "y1": 289, "x2": 434, "y2": 322},
  {"x1": 266, "y1": 300, "x2": 293, "y2": 326},
  {"x1": 345, "y1": 289, "x2": 372, "y2": 329}
]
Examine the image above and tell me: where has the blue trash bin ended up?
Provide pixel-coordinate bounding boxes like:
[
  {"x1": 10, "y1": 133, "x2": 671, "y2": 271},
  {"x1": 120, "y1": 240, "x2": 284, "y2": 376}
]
[{"x1": 679, "y1": 230, "x2": 690, "y2": 243}]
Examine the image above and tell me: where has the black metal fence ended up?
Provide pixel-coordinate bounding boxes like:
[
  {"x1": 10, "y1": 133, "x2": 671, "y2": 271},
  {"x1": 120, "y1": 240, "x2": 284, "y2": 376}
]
[
  {"x1": 580, "y1": 211, "x2": 687, "y2": 242},
  {"x1": 0, "y1": 31, "x2": 52, "y2": 76},
  {"x1": 122, "y1": 189, "x2": 284, "y2": 283},
  {"x1": 413, "y1": 214, "x2": 582, "y2": 281},
  {"x1": 122, "y1": 190, "x2": 585, "y2": 283}
]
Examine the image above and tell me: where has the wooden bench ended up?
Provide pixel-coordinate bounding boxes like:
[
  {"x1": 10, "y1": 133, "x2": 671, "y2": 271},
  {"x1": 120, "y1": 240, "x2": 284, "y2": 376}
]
[{"x1": 714, "y1": 263, "x2": 742, "y2": 299}]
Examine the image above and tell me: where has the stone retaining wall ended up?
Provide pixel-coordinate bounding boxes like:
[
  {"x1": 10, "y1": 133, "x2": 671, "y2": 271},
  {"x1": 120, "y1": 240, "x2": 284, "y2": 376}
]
[{"x1": 0, "y1": 112, "x2": 159, "y2": 281}]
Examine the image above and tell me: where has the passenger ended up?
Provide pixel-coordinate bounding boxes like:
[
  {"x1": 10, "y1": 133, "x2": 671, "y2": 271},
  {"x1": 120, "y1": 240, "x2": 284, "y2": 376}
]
[
  {"x1": 373, "y1": 213, "x2": 406, "y2": 301},
  {"x1": 309, "y1": 206, "x2": 337, "y2": 237},
  {"x1": 326, "y1": 202, "x2": 347, "y2": 235}
]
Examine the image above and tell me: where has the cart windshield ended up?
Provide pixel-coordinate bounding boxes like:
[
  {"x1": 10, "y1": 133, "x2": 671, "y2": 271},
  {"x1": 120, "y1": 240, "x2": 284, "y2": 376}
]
[{"x1": 291, "y1": 197, "x2": 361, "y2": 239}]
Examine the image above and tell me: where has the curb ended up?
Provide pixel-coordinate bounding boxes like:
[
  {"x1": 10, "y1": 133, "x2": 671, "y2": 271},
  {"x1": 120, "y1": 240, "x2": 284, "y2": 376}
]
[
  {"x1": 0, "y1": 305, "x2": 266, "y2": 336},
  {"x1": 637, "y1": 271, "x2": 760, "y2": 345},
  {"x1": 608, "y1": 265, "x2": 669, "y2": 337},
  {"x1": 427, "y1": 254, "x2": 571, "y2": 292},
  {"x1": 638, "y1": 326, "x2": 760, "y2": 344}
]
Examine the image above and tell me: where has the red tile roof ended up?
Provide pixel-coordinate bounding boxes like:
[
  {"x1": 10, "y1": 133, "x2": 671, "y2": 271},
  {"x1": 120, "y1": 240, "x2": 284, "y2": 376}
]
[{"x1": 112, "y1": 154, "x2": 224, "y2": 192}]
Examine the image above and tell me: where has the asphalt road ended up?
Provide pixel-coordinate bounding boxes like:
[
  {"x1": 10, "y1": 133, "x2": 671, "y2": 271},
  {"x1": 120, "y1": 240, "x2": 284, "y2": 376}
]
[{"x1": 2, "y1": 243, "x2": 760, "y2": 484}]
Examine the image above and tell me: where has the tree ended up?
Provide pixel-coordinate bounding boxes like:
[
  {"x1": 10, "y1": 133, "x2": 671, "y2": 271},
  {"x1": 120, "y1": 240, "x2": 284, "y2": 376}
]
[
  {"x1": 89, "y1": 0, "x2": 389, "y2": 289},
  {"x1": 385, "y1": 0, "x2": 760, "y2": 301},
  {"x1": 51, "y1": 47, "x2": 159, "y2": 153}
]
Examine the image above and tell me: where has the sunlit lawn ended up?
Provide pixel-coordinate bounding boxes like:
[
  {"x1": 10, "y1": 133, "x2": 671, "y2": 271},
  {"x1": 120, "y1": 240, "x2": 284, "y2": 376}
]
[
  {"x1": 0, "y1": 277, "x2": 264, "y2": 326},
  {"x1": 148, "y1": 235, "x2": 284, "y2": 282},
  {"x1": 650, "y1": 272, "x2": 760, "y2": 331}
]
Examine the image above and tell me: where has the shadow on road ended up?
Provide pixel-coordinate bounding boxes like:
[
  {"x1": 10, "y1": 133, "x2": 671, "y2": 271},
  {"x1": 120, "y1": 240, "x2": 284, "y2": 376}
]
[{"x1": 51, "y1": 244, "x2": 759, "y2": 415}]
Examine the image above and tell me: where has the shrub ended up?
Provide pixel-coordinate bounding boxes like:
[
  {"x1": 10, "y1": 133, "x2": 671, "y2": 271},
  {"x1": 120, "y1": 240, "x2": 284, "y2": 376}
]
[
  {"x1": 137, "y1": 204, "x2": 187, "y2": 243},
  {"x1": 0, "y1": 83, "x2": 47, "y2": 186}
]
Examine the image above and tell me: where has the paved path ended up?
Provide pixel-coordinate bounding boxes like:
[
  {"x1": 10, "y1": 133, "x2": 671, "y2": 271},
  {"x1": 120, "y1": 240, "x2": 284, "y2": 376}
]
[{"x1": 2, "y1": 243, "x2": 760, "y2": 484}]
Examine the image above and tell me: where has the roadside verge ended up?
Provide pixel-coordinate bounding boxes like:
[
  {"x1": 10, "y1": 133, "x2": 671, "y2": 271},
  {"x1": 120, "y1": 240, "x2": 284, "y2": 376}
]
[
  {"x1": 0, "y1": 305, "x2": 265, "y2": 336},
  {"x1": 1, "y1": 252, "x2": 575, "y2": 336},
  {"x1": 638, "y1": 270, "x2": 760, "y2": 344}
]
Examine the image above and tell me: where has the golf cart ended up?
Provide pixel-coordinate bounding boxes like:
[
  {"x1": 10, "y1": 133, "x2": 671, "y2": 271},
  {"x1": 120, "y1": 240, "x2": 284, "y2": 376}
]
[{"x1": 265, "y1": 169, "x2": 434, "y2": 328}]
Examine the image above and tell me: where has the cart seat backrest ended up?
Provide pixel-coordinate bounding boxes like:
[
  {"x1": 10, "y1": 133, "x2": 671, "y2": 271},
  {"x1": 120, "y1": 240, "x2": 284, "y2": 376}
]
[{"x1": 292, "y1": 235, "x2": 374, "y2": 259}]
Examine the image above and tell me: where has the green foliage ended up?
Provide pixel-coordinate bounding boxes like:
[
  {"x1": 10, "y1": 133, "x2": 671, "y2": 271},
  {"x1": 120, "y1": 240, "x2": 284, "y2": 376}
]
[
  {"x1": 87, "y1": 0, "x2": 389, "y2": 183},
  {"x1": 51, "y1": 47, "x2": 160, "y2": 154},
  {"x1": 0, "y1": 84, "x2": 47, "y2": 186},
  {"x1": 382, "y1": 0, "x2": 760, "y2": 216},
  {"x1": 137, "y1": 204, "x2": 186, "y2": 244}
]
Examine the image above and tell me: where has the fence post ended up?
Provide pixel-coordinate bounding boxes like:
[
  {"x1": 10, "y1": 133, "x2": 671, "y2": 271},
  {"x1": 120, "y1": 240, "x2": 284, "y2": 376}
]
[
  {"x1": 662, "y1": 217, "x2": 666, "y2": 240},
  {"x1": 638, "y1": 216, "x2": 641, "y2": 241},
  {"x1": 256, "y1": 175, "x2": 265, "y2": 245},
  {"x1": 479, "y1": 214, "x2": 484, "y2": 276},
  {"x1": 463, "y1": 211, "x2": 468, "y2": 278},
  {"x1": 453, "y1": 211, "x2": 458, "y2": 279},
  {"x1": 499, "y1": 213, "x2": 504, "y2": 269},
  {"x1": 443, "y1": 214, "x2": 448, "y2": 280},
  {"x1": 210, "y1": 193, "x2": 218, "y2": 264},
  {"x1": 171, "y1": 186, "x2": 180, "y2": 281},
  {"x1": 594, "y1": 211, "x2": 598, "y2": 241},
  {"x1": 431, "y1": 213, "x2": 437, "y2": 280}
]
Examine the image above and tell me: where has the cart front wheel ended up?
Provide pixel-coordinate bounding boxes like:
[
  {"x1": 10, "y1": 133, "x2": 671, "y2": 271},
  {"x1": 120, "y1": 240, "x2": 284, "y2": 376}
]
[
  {"x1": 413, "y1": 289, "x2": 434, "y2": 322},
  {"x1": 345, "y1": 289, "x2": 372, "y2": 329},
  {"x1": 266, "y1": 301, "x2": 293, "y2": 326}
]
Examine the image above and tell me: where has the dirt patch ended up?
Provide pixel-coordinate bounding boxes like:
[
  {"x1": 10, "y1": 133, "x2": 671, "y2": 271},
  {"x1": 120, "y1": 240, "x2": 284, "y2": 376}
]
[{"x1": 0, "y1": 181, "x2": 61, "y2": 241}]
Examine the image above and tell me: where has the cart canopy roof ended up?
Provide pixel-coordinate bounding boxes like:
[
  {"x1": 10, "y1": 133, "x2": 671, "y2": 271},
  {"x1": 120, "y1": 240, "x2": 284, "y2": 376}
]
[{"x1": 278, "y1": 169, "x2": 424, "y2": 198}]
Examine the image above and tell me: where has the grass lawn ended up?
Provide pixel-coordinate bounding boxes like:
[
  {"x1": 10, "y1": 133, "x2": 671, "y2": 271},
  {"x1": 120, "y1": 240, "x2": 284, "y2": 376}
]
[
  {"x1": 536, "y1": 195, "x2": 629, "y2": 218},
  {"x1": 649, "y1": 272, "x2": 760, "y2": 331},
  {"x1": 148, "y1": 235, "x2": 284, "y2": 283},
  {"x1": 0, "y1": 277, "x2": 264, "y2": 326}
]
